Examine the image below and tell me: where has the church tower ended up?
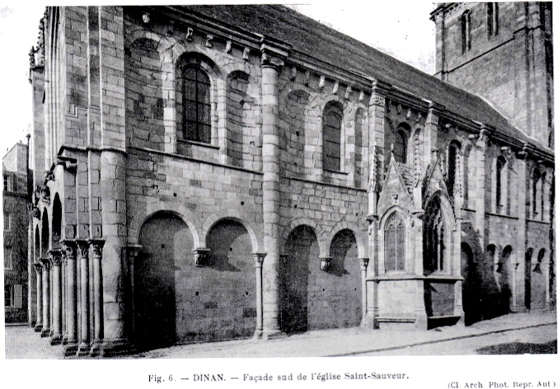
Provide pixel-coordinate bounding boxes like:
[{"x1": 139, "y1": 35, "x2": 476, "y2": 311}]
[{"x1": 431, "y1": 2, "x2": 553, "y2": 148}]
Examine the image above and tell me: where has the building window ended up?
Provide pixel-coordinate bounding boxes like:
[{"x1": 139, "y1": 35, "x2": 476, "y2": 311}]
[
  {"x1": 447, "y1": 141, "x2": 461, "y2": 198},
  {"x1": 487, "y1": 3, "x2": 499, "y2": 38},
  {"x1": 4, "y1": 284, "x2": 22, "y2": 308},
  {"x1": 394, "y1": 129, "x2": 407, "y2": 164},
  {"x1": 181, "y1": 66, "x2": 211, "y2": 143},
  {"x1": 424, "y1": 196, "x2": 445, "y2": 273},
  {"x1": 3, "y1": 175, "x2": 7, "y2": 191},
  {"x1": 3, "y1": 174, "x2": 13, "y2": 192},
  {"x1": 496, "y1": 156, "x2": 507, "y2": 213},
  {"x1": 323, "y1": 102, "x2": 343, "y2": 172},
  {"x1": 532, "y1": 168, "x2": 542, "y2": 218},
  {"x1": 461, "y1": 11, "x2": 472, "y2": 53},
  {"x1": 4, "y1": 248, "x2": 13, "y2": 270},
  {"x1": 4, "y1": 212, "x2": 10, "y2": 231},
  {"x1": 384, "y1": 213, "x2": 405, "y2": 272}
]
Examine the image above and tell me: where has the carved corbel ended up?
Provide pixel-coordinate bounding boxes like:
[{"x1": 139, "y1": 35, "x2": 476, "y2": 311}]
[
  {"x1": 320, "y1": 257, "x2": 333, "y2": 272},
  {"x1": 332, "y1": 81, "x2": 339, "y2": 95},
  {"x1": 225, "y1": 40, "x2": 232, "y2": 53},
  {"x1": 243, "y1": 47, "x2": 251, "y2": 61},
  {"x1": 205, "y1": 35, "x2": 214, "y2": 48},
  {"x1": 192, "y1": 248, "x2": 211, "y2": 267},
  {"x1": 318, "y1": 75, "x2": 325, "y2": 90},
  {"x1": 186, "y1": 27, "x2": 194, "y2": 42},
  {"x1": 345, "y1": 86, "x2": 352, "y2": 100},
  {"x1": 142, "y1": 12, "x2": 150, "y2": 24}
]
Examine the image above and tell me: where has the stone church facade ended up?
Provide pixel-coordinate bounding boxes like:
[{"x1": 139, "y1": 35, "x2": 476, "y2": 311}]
[{"x1": 25, "y1": 3, "x2": 554, "y2": 357}]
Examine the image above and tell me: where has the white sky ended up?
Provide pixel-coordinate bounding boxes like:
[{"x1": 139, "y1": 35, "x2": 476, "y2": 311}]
[{"x1": 0, "y1": 1, "x2": 436, "y2": 155}]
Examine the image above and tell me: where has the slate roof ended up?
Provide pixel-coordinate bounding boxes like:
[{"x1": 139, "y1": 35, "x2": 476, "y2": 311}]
[{"x1": 172, "y1": 4, "x2": 551, "y2": 154}]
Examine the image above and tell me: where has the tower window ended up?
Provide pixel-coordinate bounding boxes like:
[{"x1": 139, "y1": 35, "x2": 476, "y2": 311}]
[
  {"x1": 496, "y1": 156, "x2": 507, "y2": 213},
  {"x1": 394, "y1": 130, "x2": 407, "y2": 164},
  {"x1": 487, "y1": 3, "x2": 499, "y2": 38},
  {"x1": 461, "y1": 11, "x2": 472, "y2": 53}
]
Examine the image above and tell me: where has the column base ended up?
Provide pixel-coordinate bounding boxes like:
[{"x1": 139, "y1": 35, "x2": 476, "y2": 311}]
[
  {"x1": 89, "y1": 340, "x2": 103, "y2": 357},
  {"x1": 63, "y1": 343, "x2": 78, "y2": 357},
  {"x1": 40, "y1": 327, "x2": 50, "y2": 337},
  {"x1": 76, "y1": 343, "x2": 91, "y2": 357},
  {"x1": 252, "y1": 328, "x2": 263, "y2": 340},
  {"x1": 261, "y1": 329, "x2": 287, "y2": 340},
  {"x1": 98, "y1": 338, "x2": 133, "y2": 358},
  {"x1": 34, "y1": 324, "x2": 43, "y2": 332},
  {"x1": 50, "y1": 333, "x2": 63, "y2": 346},
  {"x1": 62, "y1": 334, "x2": 68, "y2": 345}
]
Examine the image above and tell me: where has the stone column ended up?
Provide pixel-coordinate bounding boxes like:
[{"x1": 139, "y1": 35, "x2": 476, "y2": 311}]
[
  {"x1": 40, "y1": 258, "x2": 51, "y2": 337},
  {"x1": 62, "y1": 253, "x2": 67, "y2": 345},
  {"x1": 252, "y1": 253, "x2": 266, "y2": 339},
  {"x1": 126, "y1": 245, "x2": 141, "y2": 346},
  {"x1": 77, "y1": 240, "x2": 90, "y2": 356},
  {"x1": 89, "y1": 239, "x2": 104, "y2": 357},
  {"x1": 358, "y1": 258, "x2": 369, "y2": 327},
  {"x1": 33, "y1": 263, "x2": 43, "y2": 332},
  {"x1": 63, "y1": 240, "x2": 78, "y2": 355},
  {"x1": 260, "y1": 41, "x2": 288, "y2": 339},
  {"x1": 49, "y1": 249, "x2": 63, "y2": 345}
]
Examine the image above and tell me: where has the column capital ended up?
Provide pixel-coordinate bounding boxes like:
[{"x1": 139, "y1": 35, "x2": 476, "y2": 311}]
[
  {"x1": 40, "y1": 257, "x2": 51, "y2": 270},
  {"x1": 33, "y1": 262, "x2": 43, "y2": 274},
  {"x1": 48, "y1": 249, "x2": 63, "y2": 267},
  {"x1": 319, "y1": 256, "x2": 333, "y2": 272},
  {"x1": 358, "y1": 258, "x2": 370, "y2": 270},
  {"x1": 124, "y1": 244, "x2": 142, "y2": 265},
  {"x1": 370, "y1": 78, "x2": 392, "y2": 106},
  {"x1": 62, "y1": 239, "x2": 77, "y2": 261},
  {"x1": 88, "y1": 239, "x2": 105, "y2": 258},
  {"x1": 252, "y1": 252, "x2": 267, "y2": 268},
  {"x1": 76, "y1": 239, "x2": 90, "y2": 258},
  {"x1": 260, "y1": 39, "x2": 289, "y2": 70},
  {"x1": 192, "y1": 248, "x2": 211, "y2": 267}
]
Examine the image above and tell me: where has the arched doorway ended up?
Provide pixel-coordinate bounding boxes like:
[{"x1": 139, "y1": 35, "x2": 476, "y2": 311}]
[
  {"x1": 327, "y1": 229, "x2": 361, "y2": 328},
  {"x1": 136, "y1": 212, "x2": 191, "y2": 350},
  {"x1": 41, "y1": 210, "x2": 49, "y2": 258},
  {"x1": 461, "y1": 242, "x2": 481, "y2": 325},
  {"x1": 497, "y1": 246, "x2": 513, "y2": 315},
  {"x1": 531, "y1": 249, "x2": 547, "y2": 309},
  {"x1": 203, "y1": 219, "x2": 255, "y2": 340},
  {"x1": 281, "y1": 225, "x2": 318, "y2": 334},
  {"x1": 52, "y1": 195, "x2": 62, "y2": 249},
  {"x1": 525, "y1": 248, "x2": 533, "y2": 310}
]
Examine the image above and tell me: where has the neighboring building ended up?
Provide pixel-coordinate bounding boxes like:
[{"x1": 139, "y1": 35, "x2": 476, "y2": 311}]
[
  {"x1": 3, "y1": 142, "x2": 30, "y2": 324},
  {"x1": 25, "y1": 3, "x2": 553, "y2": 357}
]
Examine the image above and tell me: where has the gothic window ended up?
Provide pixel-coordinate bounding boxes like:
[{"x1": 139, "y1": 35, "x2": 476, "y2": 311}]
[
  {"x1": 424, "y1": 196, "x2": 445, "y2": 273},
  {"x1": 487, "y1": 3, "x2": 499, "y2": 38},
  {"x1": 461, "y1": 11, "x2": 472, "y2": 53},
  {"x1": 323, "y1": 102, "x2": 343, "y2": 172},
  {"x1": 180, "y1": 65, "x2": 211, "y2": 144},
  {"x1": 532, "y1": 168, "x2": 542, "y2": 218},
  {"x1": 447, "y1": 141, "x2": 461, "y2": 198},
  {"x1": 394, "y1": 129, "x2": 407, "y2": 164},
  {"x1": 4, "y1": 248, "x2": 12, "y2": 270},
  {"x1": 384, "y1": 213, "x2": 405, "y2": 272},
  {"x1": 496, "y1": 156, "x2": 507, "y2": 213}
]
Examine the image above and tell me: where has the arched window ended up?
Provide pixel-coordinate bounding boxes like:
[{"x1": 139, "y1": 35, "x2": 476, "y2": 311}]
[
  {"x1": 394, "y1": 129, "x2": 407, "y2": 164},
  {"x1": 447, "y1": 141, "x2": 461, "y2": 198},
  {"x1": 384, "y1": 213, "x2": 405, "y2": 272},
  {"x1": 496, "y1": 156, "x2": 507, "y2": 213},
  {"x1": 424, "y1": 196, "x2": 445, "y2": 273},
  {"x1": 461, "y1": 11, "x2": 472, "y2": 53},
  {"x1": 487, "y1": 3, "x2": 499, "y2": 38},
  {"x1": 323, "y1": 102, "x2": 343, "y2": 172},
  {"x1": 532, "y1": 168, "x2": 542, "y2": 218},
  {"x1": 180, "y1": 65, "x2": 211, "y2": 143}
]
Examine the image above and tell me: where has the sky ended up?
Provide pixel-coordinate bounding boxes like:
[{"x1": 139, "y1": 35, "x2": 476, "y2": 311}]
[{"x1": 0, "y1": 1, "x2": 436, "y2": 156}]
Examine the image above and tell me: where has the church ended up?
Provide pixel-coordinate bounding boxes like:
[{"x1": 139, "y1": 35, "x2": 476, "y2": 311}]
[{"x1": 25, "y1": 3, "x2": 554, "y2": 357}]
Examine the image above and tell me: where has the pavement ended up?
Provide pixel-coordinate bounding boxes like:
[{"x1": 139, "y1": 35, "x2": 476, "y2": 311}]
[{"x1": 4, "y1": 309, "x2": 557, "y2": 359}]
